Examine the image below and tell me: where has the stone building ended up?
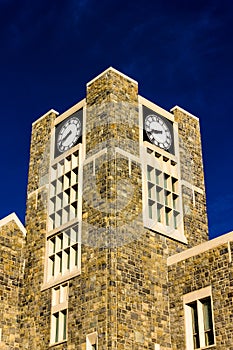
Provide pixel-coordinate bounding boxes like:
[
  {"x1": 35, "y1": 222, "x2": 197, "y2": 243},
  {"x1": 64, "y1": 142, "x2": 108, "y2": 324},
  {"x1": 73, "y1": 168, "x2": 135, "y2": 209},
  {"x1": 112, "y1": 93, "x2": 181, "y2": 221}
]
[{"x1": 0, "y1": 67, "x2": 232, "y2": 349}]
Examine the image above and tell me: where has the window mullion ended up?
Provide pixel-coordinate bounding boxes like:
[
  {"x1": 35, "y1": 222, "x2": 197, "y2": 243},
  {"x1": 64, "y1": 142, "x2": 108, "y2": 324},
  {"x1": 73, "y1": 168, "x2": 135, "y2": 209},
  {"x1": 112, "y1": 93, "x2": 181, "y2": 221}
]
[
  {"x1": 197, "y1": 300, "x2": 205, "y2": 347},
  {"x1": 184, "y1": 304, "x2": 194, "y2": 349}
]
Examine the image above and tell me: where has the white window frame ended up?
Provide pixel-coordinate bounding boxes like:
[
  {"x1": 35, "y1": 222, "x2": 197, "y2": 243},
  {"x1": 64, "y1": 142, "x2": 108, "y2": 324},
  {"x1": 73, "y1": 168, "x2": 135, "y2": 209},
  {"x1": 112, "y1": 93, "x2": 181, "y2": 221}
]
[
  {"x1": 183, "y1": 286, "x2": 215, "y2": 349},
  {"x1": 50, "y1": 283, "x2": 69, "y2": 345},
  {"x1": 42, "y1": 120, "x2": 84, "y2": 290},
  {"x1": 86, "y1": 332, "x2": 98, "y2": 350},
  {"x1": 139, "y1": 100, "x2": 186, "y2": 244}
]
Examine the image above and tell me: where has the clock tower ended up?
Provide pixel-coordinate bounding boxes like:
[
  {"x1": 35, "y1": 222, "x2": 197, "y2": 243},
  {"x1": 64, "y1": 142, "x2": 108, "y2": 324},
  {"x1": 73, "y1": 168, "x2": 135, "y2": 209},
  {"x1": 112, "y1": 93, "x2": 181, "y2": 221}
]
[{"x1": 20, "y1": 67, "x2": 208, "y2": 349}]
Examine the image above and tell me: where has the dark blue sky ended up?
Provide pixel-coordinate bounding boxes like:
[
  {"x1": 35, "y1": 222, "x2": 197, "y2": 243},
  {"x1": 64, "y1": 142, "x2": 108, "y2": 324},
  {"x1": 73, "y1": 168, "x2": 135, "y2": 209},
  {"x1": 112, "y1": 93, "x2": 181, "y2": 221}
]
[{"x1": 0, "y1": 0, "x2": 232, "y2": 239}]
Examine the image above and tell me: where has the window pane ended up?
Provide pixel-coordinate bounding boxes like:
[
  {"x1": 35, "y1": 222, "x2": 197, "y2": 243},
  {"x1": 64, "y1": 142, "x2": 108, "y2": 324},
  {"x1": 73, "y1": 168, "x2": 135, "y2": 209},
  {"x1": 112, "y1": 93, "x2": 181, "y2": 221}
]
[
  {"x1": 148, "y1": 200, "x2": 154, "y2": 219},
  {"x1": 164, "y1": 174, "x2": 169, "y2": 188},
  {"x1": 165, "y1": 208, "x2": 171, "y2": 226},
  {"x1": 190, "y1": 302, "x2": 200, "y2": 349},
  {"x1": 148, "y1": 183, "x2": 153, "y2": 198},
  {"x1": 74, "y1": 244, "x2": 78, "y2": 266},
  {"x1": 202, "y1": 298, "x2": 214, "y2": 345},
  {"x1": 173, "y1": 212, "x2": 178, "y2": 230},
  {"x1": 157, "y1": 205, "x2": 162, "y2": 223},
  {"x1": 55, "y1": 313, "x2": 59, "y2": 343},
  {"x1": 50, "y1": 256, "x2": 55, "y2": 277},
  {"x1": 147, "y1": 166, "x2": 153, "y2": 181},
  {"x1": 203, "y1": 298, "x2": 212, "y2": 329},
  {"x1": 155, "y1": 170, "x2": 161, "y2": 185},
  {"x1": 62, "y1": 310, "x2": 67, "y2": 340},
  {"x1": 66, "y1": 249, "x2": 70, "y2": 269}
]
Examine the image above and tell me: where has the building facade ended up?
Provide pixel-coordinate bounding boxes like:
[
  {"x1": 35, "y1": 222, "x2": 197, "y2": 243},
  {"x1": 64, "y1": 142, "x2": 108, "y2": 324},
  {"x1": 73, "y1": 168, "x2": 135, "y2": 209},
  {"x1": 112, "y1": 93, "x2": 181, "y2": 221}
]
[{"x1": 0, "y1": 67, "x2": 232, "y2": 349}]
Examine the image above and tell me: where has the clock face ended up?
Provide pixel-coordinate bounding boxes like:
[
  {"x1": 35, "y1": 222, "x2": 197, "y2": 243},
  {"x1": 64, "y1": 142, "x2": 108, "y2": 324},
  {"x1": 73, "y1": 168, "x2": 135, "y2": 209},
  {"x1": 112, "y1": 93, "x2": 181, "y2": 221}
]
[
  {"x1": 57, "y1": 116, "x2": 81, "y2": 153},
  {"x1": 145, "y1": 114, "x2": 172, "y2": 150}
]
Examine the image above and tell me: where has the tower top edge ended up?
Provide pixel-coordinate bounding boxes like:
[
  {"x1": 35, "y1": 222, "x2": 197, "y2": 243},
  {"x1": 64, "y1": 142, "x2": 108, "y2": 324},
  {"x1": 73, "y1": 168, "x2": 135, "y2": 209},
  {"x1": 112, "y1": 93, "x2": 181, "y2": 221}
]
[
  {"x1": 0, "y1": 212, "x2": 26, "y2": 236},
  {"x1": 170, "y1": 105, "x2": 199, "y2": 121},
  {"x1": 86, "y1": 67, "x2": 138, "y2": 87},
  {"x1": 32, "y1": 109, "x2": 59, "y2": 126}
]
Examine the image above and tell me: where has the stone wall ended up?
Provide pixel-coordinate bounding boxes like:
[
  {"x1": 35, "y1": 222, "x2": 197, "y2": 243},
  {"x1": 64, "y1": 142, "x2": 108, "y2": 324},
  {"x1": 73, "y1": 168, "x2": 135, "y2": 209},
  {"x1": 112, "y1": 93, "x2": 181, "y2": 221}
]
[
  {"x1": 20, "y1": 111, "x2": 56, "y2": 349},
  {"x1": 83, "y1": 68, "x2": 174, "y2": 349},
  {"x1": 0, "y1": 217, "x2": 25, "y2": 350},
  {"x1": 171, "y1": 107, "x2": 209, "y2": 249},
  {"x1": 168, "y1": 237, "x2": 233, "y2": 349}
]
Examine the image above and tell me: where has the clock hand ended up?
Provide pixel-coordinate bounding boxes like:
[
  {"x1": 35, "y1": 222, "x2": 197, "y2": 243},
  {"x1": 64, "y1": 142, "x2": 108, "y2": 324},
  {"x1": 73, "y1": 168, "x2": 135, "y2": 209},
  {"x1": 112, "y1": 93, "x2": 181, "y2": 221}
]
[
  {"x1": 62, "y1": 130, "x2": 72, "y2": 142},
  {"x1": 152, "y1": 130, "x2": 163, "y2": 134}
]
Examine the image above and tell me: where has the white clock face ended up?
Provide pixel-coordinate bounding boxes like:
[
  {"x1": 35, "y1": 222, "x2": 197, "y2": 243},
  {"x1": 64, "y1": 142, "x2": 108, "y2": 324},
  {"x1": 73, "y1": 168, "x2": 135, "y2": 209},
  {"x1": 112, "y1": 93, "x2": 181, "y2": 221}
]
[
  {"x1": 57, "y1": 117, "x2": 81, "y2": 153},
  {"x1": 145, "y1": 114, "x2": 172, "y2": 150}
]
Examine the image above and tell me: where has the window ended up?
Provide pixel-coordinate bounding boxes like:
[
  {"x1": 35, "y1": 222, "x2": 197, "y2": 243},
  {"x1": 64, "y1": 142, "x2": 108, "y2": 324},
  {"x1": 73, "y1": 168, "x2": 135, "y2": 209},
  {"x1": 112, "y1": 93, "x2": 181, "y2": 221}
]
[
  {"x1": 47, "y1": 224, "x2": 80, "y2": 283},
  {"x1": 146, "y1": 161, "x2": 180, "y2": 228},
  {"x1": 184, "y1": 287, "x2": 215, "y2": 349},
  {"x1": 50, "y1": 283, "x2": 68, "y2": 345},
  {"x1": 143, "y1": 146, "x2": 186, "y2": 243},
  {"x1": 49, "y1": 150, "x2": 80, "y2": 231},
  {"x1": 86, "y1": 332, "x2": 98, "y2": 350}
]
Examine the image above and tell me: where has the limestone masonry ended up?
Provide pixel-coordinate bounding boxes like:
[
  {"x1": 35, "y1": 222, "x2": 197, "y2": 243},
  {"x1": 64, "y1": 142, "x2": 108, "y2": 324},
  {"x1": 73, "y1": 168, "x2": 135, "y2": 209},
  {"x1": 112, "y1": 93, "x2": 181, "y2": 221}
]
[{"x1": 0, "y1": 68, "x2": 232, "y2": 349}]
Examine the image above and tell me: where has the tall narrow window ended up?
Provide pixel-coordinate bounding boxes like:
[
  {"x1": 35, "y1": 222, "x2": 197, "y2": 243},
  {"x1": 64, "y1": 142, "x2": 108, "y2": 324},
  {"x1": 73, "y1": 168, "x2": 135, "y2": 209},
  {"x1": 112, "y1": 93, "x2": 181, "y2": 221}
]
[
  {"x1": 184, "y1": 288, "x2": 215, "y2": 349},
  {"x1": 50, "y1": 283, "x2": 68, "y2": 345}
]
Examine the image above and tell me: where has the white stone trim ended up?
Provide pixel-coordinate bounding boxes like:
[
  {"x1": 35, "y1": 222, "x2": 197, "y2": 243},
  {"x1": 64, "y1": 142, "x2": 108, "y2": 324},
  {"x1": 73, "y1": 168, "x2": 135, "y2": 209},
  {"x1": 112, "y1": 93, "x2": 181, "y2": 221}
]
[
  {"x1": 54, "y1": 99, "x2": 86, "y2": 126},
  {"x1": 181, "y1": 179, "x2": 204, "y2": 195},
  {"x1": 27, "y1": 184, "x2": 49, "y2": 199},
  {"x1": 86, "y1": 332, "x2": 98, "y2": 349},
  {"x1": 183, "y1": 286, "x2": 212, "y2": 304},
  {"x1": 181, "y1": 179, "x2": 204, "y2": 208},
  {"x1": 168, "y1": 230, "x2": 233, "y2": 265},
  {"x1": 41, "y1": 267, "x2": 81, "y2": 291},
  {"x1": 142, "y1": 141, "x2": 177, "y2": 162},
  {"x1": 0, "y1": 212, "x2": 26, "y2": 236},
  {"x1": 115, "y1": 147, "x2": 140, "y2": 163},
  {"x1": 228, "y1": 241, "x2": 232, "y2": 263},
  {"x1": 32, "y1": 109, "x2": 59, "y2": 126},
  {"x1": 82, "y1": 104, "x2": 87, "y2": 160},
  {"x1": 86, "y1": 66, "x2": 138, "y2": 87},
  {"x1": 84, "y1": 148, "x2": 107, "y2": 166},
  {"x1": 51, "y1": 143, "x2": 82, "y2": 166},
  {"x1": 139, "y1": 95, "x2": 174, "y2": 122},
  {"x1": 170, "y1": 105, "x2": 199, "y2": 121}
]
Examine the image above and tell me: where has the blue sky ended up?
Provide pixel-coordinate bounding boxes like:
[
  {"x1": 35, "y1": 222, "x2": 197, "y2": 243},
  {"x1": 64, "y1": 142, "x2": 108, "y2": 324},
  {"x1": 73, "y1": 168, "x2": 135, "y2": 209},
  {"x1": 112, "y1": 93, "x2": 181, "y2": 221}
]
[{"x1": 0, "y1": 0, "x2": 232, "y2": 239}]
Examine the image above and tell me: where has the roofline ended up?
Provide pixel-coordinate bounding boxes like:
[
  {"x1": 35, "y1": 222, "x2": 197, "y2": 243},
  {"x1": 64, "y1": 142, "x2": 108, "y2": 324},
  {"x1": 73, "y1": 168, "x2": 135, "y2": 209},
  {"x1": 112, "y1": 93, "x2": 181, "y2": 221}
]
[
  {"x1": 170, "y1": 105, "x2": 199, "y2": 121},
  {"x1": 32, "y1": 109, "x2": 59, "y2": 126},
  {"x1": 168, "y1": 231, "x2": 233, "y2": 266},
  {"x1": 86, "y1": 67, "x2": 138, "y2": 87},
  {"x1": 0, "y1": 212, "x2": 26, "y2": 236}
]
